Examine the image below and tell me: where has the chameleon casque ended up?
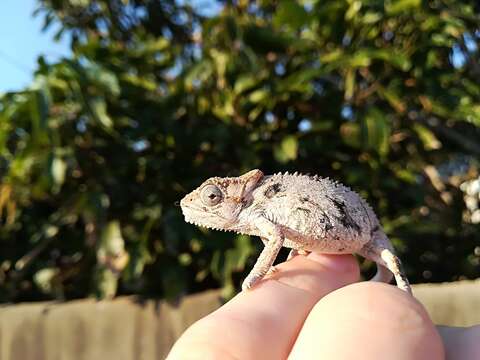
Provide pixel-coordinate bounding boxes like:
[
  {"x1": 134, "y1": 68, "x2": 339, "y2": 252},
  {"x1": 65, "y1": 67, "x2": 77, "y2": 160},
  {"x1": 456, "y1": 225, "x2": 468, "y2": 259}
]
[{"x1": 180, "y1": 169, "x2": 411, "y2": 293}]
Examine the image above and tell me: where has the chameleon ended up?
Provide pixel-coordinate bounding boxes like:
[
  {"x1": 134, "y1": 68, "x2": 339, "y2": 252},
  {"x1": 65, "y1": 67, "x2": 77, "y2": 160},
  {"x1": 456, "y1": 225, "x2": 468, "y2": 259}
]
[{"x1": 180, "y1": 169, "x2": 411, "y2": 293}]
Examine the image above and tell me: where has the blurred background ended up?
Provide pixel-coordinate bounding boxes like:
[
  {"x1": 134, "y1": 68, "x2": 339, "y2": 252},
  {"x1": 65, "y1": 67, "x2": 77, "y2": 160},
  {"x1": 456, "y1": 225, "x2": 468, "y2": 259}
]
[{"x1": 0, "y1": 0, "x2": 479, "y2": 305}]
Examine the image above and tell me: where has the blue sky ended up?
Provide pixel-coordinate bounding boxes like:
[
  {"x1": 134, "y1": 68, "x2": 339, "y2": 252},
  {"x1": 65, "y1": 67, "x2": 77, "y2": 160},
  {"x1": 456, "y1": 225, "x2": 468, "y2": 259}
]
[
  {"x1": 0, "y1": 0, "x2": 71, "y2": 92},
  {"x1": 0, "y1": 0, "x2": 224, "y2": 93},
  {"x1": 0, "y1": 0, "x2": 222, "y2": 93}
]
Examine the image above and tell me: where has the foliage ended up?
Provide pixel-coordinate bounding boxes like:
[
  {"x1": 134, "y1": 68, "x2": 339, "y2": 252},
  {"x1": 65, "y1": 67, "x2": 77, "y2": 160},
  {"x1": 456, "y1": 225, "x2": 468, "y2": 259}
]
[{"x1": 0, "y1": 0, "x2": 479, "y2": 302}]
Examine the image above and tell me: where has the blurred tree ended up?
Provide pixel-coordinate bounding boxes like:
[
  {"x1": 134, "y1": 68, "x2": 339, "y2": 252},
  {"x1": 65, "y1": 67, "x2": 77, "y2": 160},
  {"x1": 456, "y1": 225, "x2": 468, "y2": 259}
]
[{"x1": 0, "y1": 0, "x2": 479, "y2": 302}]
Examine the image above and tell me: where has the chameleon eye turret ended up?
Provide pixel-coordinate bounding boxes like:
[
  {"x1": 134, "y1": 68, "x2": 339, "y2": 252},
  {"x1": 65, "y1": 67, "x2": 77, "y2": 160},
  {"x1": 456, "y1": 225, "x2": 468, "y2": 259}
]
[{"x1": 201, "y1": 185, "x2": 223, "y2": 206}]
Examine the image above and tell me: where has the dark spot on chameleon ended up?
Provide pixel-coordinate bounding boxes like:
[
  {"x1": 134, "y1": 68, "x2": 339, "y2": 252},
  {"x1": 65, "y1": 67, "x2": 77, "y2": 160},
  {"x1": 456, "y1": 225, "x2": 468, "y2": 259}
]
[
  {"x1": 370, "y1": 225, "x2": 379, "y2": 236},
  {"x1": 326, "y1": 196, "x2": 361, "y2": 234},
  {"x1": 319, "y1": 212, "x2": 334, "y2": 231},
  {"x1": 338, "y1": 247, "x2": 345, "y2": 252},
  {"x1": 296, "y1": 207, "x2": 311, "y2": 215},
  {"x1": 264, "y1": 183, "x2": 283, "y2": 198},
  {"x1": 300, "y1": 195, "x2": 319, "y2": 206},
  {"x1": 241, "y1": 198, "x2": 253, "y2": 210}
]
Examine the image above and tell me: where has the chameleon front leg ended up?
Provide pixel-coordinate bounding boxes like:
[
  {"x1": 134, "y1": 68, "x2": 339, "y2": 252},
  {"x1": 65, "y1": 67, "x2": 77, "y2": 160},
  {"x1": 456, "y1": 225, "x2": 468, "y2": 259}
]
[
  {"x1": 286, "y1": 248, "x2": 309, "y2": 261},
  {"x1": 242, "y1": 219, "x2": 285, "y2": 291},
  {"x1": 261, "y1": 237, "x2": 279, "y2": 276},
  {"x1": 265, "y1": 248, "x2": 309, "y2": 276}
]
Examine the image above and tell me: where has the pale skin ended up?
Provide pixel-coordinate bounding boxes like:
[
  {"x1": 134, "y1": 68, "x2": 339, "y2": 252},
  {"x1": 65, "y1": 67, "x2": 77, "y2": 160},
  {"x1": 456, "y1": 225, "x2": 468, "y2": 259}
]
[{"x1": 167, "y1": 253, "x2": 479, "y2": 360}]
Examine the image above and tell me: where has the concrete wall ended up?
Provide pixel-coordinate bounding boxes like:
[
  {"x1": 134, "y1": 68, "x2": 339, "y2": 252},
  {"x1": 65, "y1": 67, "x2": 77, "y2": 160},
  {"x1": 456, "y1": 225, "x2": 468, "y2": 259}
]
[
  {"x1": 413, "y1": 279, "x2": 480, "y2": 327},
  {"x1": 0, "y1": 281, "x2": 479, "y2": 360},
  {"x1": 0, "y1": 290, "x2": 223, "y2": 360}
]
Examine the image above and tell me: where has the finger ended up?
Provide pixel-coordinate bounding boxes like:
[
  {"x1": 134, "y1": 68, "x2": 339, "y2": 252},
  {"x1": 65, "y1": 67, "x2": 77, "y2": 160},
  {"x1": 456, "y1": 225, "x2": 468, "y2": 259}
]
[
  {"x1": 167, "y1": 253, "x2": 360, "y2": 360},
  {"x1": 289, "y1": 282, "x2": 444, "y2": 360},
  {"x1": 438, "y1": 325, "x2": 480, "y2": 360}
]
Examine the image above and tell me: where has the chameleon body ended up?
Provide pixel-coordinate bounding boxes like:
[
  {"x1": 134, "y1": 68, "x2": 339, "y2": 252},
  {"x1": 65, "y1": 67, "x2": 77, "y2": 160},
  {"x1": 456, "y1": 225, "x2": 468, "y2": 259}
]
[{"x1": 180, "y1": 169, "x2": 411, "y2": 293}]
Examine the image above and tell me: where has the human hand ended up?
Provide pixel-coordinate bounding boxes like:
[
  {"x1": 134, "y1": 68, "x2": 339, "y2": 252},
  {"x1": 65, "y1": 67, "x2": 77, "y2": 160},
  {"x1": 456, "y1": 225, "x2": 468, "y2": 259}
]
[{"x1": 167, "y1": 253, "x2": 478, "y2": 359}]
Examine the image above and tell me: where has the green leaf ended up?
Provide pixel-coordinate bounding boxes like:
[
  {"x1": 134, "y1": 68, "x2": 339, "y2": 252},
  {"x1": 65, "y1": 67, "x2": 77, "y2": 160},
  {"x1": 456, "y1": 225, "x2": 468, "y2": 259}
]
[
  {"x1": 99, "y1": 221, "x2": 125, "y2": 255},
  {"x1": 345, "y1": 1, "x2": 362, "y2": 21},
  {"x1": 379, "y1": 51, "x2": 411, "y2": 71},
  {"x1": 94, "y1": 266, "x2": 118, "y2": 299},
  {"x1": 210, "y1": 49, "x2": 229, "y2": 87},
  {"x1": 413, "y1": 124, "x2": 442, "y2": 150},
  {"x1": 248, "y1": 106, "x2": 263, "y2": 122},
  {"x1": 273, "y1": 0, "x2": 309, "y2": 29},
  {"x1": 274, "y1": 135, "x2": 298, "y2": 163},
  {"x1": 248, "y1": 89, "x2": 269, "y2": 104},
  {"x1": 51, "y1": 156, "x2": 67, "y2": 186},
  {"x1": 344, "y1": 69, "x2": 355, "y2": 100},
  {"x1": 30, "y1": 87, "x2": 50, "y2": 136},
  {"x1": 362, "y1": 108, "x2": 391, "y2": 156},
  {"x1": 320, "y1": 49, "x2": 344, "y2": 63},
  {"x1": 0, "y1": 117, "x2": 11, "y2": 153},
  {"x1": 340, "y1": 122, "x2": 361, "y2": 149},
  {"x1": 87, "y1": 64, "x2": 120, "y2": 96},
  {"x1": 431, "y1": 33, "x2": 455, "y2": 47},
  {"x1": 185, "y1": 60, "x2": 213, "y2": 90},
  {"x1": 69, "y1": 0, "x2": 90, "y2": 5},
  {"x1": 282, "y1": 136, "x2": 298, "y2": 160},
  {"x1": 390, "y1": 164, "x2": 417, "y2": 184},
  {"x1": 348, "y1": 51, "x2": 373, "y2": 67},
  {"x1": 89, "y1": 97, "x2": 113, "y2": 129},
  {"x1": 362, "y1": 12, "x2": 382, "y2": 24},
  {"x1": 377, "y1": 85, "x2": 406, "y2": 113},
  {"x1": 234, "y1": 75, "x2": 259, "y2": 94},
  {"x1": 385, "y1": 0, "x2": 421, "y2": 15},
  {"x1": 121, "y1": 74, "x2": 157, "y2": 91},
  {"x1": 277, "y1": 68, "x2": 322, "y2": 94},
  {"x1": 144, "y1": 37, "x2": 170, "y2": 53}
]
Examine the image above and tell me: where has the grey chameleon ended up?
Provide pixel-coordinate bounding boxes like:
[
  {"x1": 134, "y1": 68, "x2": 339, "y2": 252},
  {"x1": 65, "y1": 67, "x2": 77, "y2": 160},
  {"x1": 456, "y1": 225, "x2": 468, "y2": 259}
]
[{"x1": 180, "y1": 169, "x2": 411, "y2": 293}]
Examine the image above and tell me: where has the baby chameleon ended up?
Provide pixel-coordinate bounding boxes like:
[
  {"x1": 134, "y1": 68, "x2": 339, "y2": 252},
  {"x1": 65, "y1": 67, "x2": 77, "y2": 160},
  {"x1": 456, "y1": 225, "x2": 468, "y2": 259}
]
[{"x1": 180, "y1": 169, "x2": 411, "y2": 293}]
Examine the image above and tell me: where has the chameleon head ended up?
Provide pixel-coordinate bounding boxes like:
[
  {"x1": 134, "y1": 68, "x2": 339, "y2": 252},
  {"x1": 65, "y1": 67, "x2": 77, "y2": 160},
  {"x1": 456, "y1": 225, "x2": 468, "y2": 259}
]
[{"x1": 180, "y1": 169, "x2": 264, "y2": 231}]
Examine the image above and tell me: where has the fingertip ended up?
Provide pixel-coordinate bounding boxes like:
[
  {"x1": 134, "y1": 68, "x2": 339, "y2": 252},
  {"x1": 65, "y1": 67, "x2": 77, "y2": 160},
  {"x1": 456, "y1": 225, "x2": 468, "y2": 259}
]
[
  {"x1": 167, "y1": 319, "x2": 238, "y2": 360},
  {"x1": 264, "y1": 253, "x2": 360, "y2": 295},
  {"x1": 290, "y1": 282, "x2": 444, "y2": 360},
  {"x1": 438, "y1": 325, "x2": 480, "y2": 360},
  {"x1": 306, "y1": 253, "x2": 360, "y2": 280},
  {"x1": 169, "y1": 253, "x2": 361, "y2": 359}
]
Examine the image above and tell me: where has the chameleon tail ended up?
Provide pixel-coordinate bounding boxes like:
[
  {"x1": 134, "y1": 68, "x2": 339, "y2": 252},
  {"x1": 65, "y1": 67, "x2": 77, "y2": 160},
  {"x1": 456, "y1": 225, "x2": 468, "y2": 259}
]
[{"x1": 371, "y1": 263, "x2": 393, "y2": 283}]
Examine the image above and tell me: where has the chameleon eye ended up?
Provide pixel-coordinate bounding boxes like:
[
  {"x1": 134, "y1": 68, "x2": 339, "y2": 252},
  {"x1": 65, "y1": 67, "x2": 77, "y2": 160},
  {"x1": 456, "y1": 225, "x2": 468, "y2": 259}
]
[{"x1": 201, "y1": 185, "x2": 223, "y2": 206}]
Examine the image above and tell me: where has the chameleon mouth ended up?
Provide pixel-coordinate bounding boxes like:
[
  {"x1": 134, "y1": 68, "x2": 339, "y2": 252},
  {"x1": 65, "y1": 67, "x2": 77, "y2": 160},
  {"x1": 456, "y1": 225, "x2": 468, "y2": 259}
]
[
  {"x1": 184, "y1": 218, "x2": 232, "y2": 232},
  {"x1": 182, "y1": 209, "x2": 237, "y2": 233}
]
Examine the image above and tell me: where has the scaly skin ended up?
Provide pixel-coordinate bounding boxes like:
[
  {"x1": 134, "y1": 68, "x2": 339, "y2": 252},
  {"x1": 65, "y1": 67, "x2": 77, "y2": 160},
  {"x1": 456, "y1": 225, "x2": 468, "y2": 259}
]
[{"x1": 180, "y1": 169, "x2": 411, "y2": 293}]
